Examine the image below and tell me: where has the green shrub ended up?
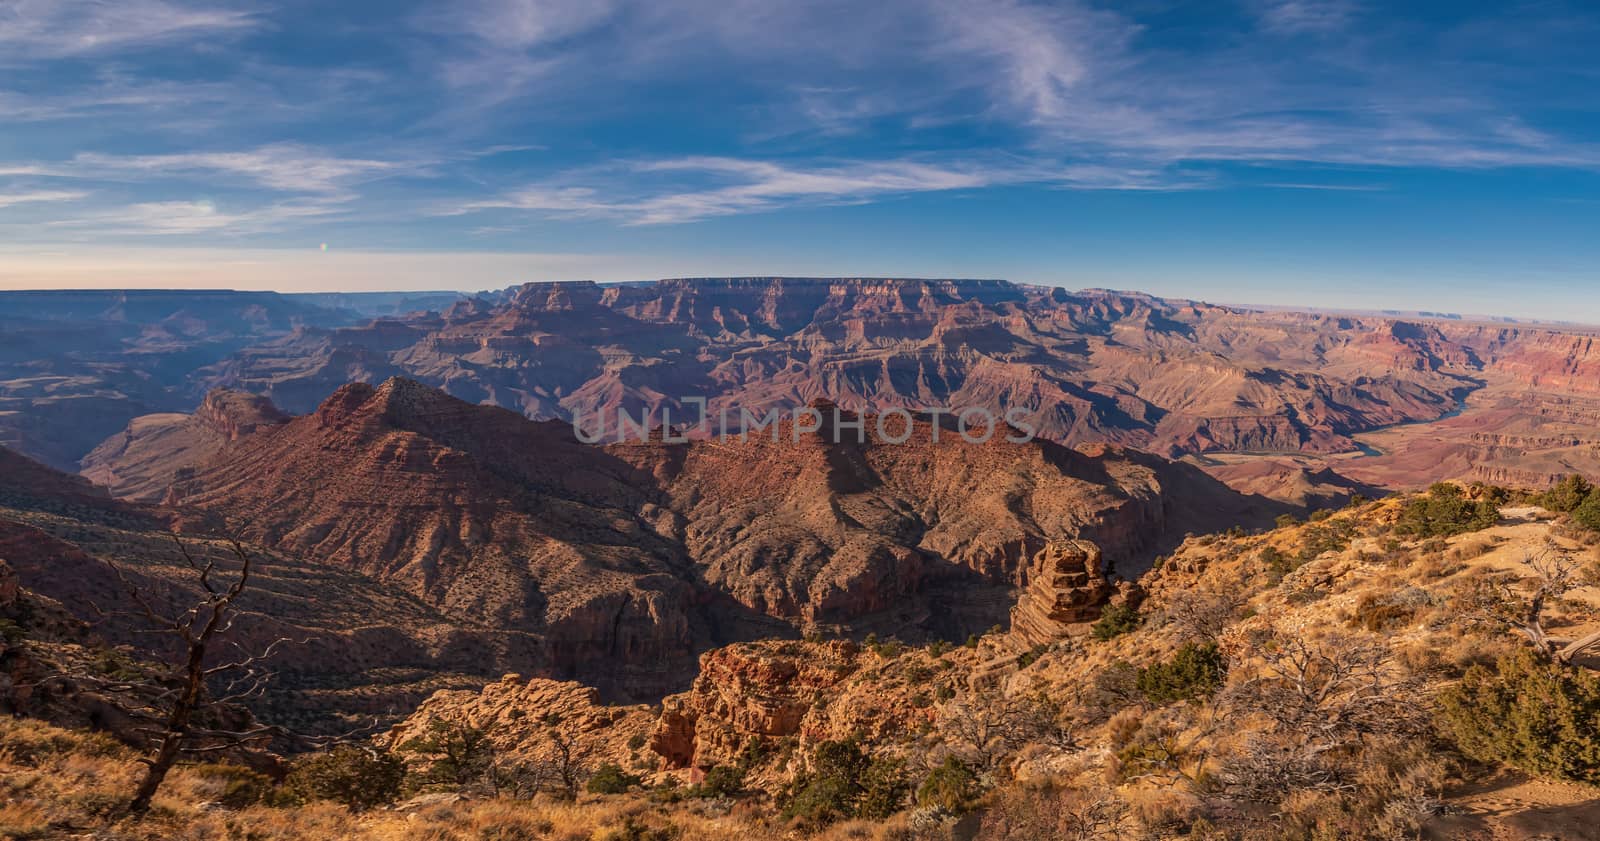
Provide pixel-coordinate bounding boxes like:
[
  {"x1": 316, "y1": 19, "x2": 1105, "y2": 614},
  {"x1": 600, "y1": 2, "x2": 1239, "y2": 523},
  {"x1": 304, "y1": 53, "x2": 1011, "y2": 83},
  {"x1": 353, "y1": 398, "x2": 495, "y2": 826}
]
[
  {"x1": 781, "y1": 739, "x2": 906, "y2": 827},
  {"x1": 1137, "y1": 642, "x2": 1226, "y2": 705},
  {"x1": 1016, "y1": 644, "x2": 1049, "y2": 667},
  {"x1": 1261, "y1": 545, "x2": 1295, "y2": 580},
  {"x1": 587, "y1": 762, "x2": 642, "y2": 794},
  {"x1": 1573, "y1": 492, "x2": 1600, "y2": 532},
  {"x1": 687, "y1": 764, "x2": 745, "y2": 798},
  {"x1": 1298, "y1": 517, "x2": 1358, "y2": 562},
  {"x1": 1537, "y1": 475, "x2": 1593, "y2": 513},
  {"x1": 1394, "y1": 483, "x2": 1498, "y2": 538},
  {"x1": 283, "y1": 745, "x2": 405, "y2": 810},
  {"x1": 192, "y1": 763, "x2": 277, "y2": 809},
  {"x1": 1438, "y1": 649, "x2": 1600, "y2": 783},
  {"x1": 1092, "y1": 603, "x2": 1142, "y2": 641},
  {"x1": 915, "y1": 756, "x2": 978, "y2": 813}
]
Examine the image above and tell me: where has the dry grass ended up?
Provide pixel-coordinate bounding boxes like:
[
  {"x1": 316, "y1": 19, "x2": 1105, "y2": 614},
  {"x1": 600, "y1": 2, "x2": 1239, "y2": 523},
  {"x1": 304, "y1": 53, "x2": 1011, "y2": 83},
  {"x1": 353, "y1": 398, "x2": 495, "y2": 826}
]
[{"x1": 0, "y1": 716, "x2": 788, "y2": 841}]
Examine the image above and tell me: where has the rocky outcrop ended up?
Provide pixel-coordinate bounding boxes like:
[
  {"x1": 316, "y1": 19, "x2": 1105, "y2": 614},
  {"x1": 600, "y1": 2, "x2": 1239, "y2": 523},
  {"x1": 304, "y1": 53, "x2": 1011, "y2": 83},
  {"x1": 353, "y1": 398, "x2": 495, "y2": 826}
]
[
  {"x1": 382, "y1": 675, "x2": 656, "y2": 773},
  {"x1": 651, "y1": 641, "x2": 862, "y2": 770},
  {"x1": 1007, "y1": 540, "x2": 1112, "y2": 646}
]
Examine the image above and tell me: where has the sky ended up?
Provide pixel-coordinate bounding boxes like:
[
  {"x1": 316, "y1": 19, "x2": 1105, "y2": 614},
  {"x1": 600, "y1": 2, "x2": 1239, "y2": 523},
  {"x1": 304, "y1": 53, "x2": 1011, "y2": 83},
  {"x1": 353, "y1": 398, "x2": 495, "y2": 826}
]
[{"x1": 2, "y1": 0, "x2": 1599, "y2": 320}]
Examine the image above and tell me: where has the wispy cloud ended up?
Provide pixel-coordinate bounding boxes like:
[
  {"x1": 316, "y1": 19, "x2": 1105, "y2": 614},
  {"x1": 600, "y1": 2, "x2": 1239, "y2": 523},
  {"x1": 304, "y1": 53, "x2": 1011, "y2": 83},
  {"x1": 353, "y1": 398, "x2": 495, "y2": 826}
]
[
  {"x1": 70, "y1": 144, "x2": 410, "y2": 194},
  {"x1": 0, "y1": 0, "x2": 258, "y2": 61},
  {"x1": 47, "y1": 198, "x2": 340, "y2": 235},
  {"x1": 1263, "y1": 182, "x2": 1387, "y2": 192},
  {"x1": 0, "y1": 189, "x2": 88, "y2": 208},
  {"x1": 1253, "y1": 0, "x2": 1361, "y2": 34},
  {"x1": 453, "y1": 154, "x2": 1194, "y2": 225}
]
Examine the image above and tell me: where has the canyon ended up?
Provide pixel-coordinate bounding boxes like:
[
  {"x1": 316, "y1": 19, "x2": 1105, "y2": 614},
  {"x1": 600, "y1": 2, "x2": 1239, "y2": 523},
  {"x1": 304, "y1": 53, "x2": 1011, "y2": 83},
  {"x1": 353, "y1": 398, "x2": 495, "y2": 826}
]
[{"x1": 11, "y1": 278, "x2": 1600, "y2": 508}]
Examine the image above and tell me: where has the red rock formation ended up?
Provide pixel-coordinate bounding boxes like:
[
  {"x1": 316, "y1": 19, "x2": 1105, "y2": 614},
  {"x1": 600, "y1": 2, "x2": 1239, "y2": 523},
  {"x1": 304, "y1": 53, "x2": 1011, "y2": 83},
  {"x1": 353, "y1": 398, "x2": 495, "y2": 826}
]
[
  {"x1": 1007, "y1": 540, "x2": 1112, "y2": 646},
  {"x1": 80, "y1": 389, "x2": 288, "y2": 500}
]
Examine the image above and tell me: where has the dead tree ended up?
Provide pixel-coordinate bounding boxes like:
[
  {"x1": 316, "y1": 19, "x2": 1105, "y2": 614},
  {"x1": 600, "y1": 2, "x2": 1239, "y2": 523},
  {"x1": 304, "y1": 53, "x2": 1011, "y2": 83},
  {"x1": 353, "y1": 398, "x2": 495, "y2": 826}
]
[
  {"x1": 87, "y1": 535, "x2": 297, "y2": 816},
  {"x1": 1461, "y1": 546, "x2": 1600, "y2": 664},
  {"x1": 1218, "y1": 628, "x2": 1424, "y2": 799}
]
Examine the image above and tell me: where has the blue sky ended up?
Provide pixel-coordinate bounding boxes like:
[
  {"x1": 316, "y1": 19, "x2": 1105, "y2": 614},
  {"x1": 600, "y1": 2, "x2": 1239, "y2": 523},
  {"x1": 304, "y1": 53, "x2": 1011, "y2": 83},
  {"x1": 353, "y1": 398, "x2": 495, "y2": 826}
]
[{"x1": 2, "y1": 0, "x2": 1599, "y2": 320}]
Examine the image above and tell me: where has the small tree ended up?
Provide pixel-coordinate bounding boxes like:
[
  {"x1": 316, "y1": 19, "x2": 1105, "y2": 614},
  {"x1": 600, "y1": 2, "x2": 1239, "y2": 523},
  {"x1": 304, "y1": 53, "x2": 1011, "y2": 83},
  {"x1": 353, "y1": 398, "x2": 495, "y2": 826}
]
[
  {"x1": 396, "y1": 718, "x2": 495, "y2": 790},
  {"x1": 1218, "y1": 629, "x2": 1425, "y2": 799},
  {"x1": 538, "y1": 713, "x2": 594, "y2": 800},
  {"x1": 1091, "y1": 603, "x2": 1141, "y2": 640},
  {"x1": 1160, "y1": 579, "x2": 1246, "y2": 643},
  {"x1": 941, "y1": 684, "x2": 1076, "y2": 772},
  {"x1": 782, "y1": 739, "x2": 908, "y2": 828},
  {"x1": 916, "y1": 756, "x2": 978, "y2": 812}
]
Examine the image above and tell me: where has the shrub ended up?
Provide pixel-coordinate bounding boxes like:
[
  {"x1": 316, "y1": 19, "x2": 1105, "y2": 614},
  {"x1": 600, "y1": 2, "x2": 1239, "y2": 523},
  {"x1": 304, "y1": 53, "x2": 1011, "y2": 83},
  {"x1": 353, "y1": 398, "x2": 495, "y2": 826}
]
[
  {"x1": 283, "y1": 745, "x2": 405, "y2": 810},
  {"x1": 1573, "y1": 492, "x2": 1600, "y2": 532},
  {"x1": 692, "y1": 764, "x2": 745, "y2": 798},
  {"x1": 915, "y1": 756, "x2": 978, "y2": 813},
  {"x1": 1016, "y1": 644, "x2": 1049, "y2": 667},
  {"x1": 1438, "y1": 649, "x2": 1600, "y2": 783},
  {"x1": 857, "y1": 756, "x2": 911, "y2": 820},
  {"x1": 1137, "y1": 643, "x2": 1226, "y2": 705},
  {"x1": 394, "y1": 719, "x2": 493, "y2": 789},
  {"x1": 192, "y1": 763, "x2": 277, "y2": 809},
  {"x1": 1260, "y1": 545, "x2": 1295, "y2": 580},
  {"x1": 1092, "y1": 603, "x2": 1142, "y2": 641},
  {"x1": 1348, "y1": 594, "x2": 1415, "y2": 632},
  {"x1": 587, "y1": 762, "x2": 642, "y2": 794},
  {"x1": 598, "y1": 816, "x2": 681, "y2": 841},
  {"x1": 782, "y1": 739, "x2": 907, "y2": 827},
  {"x1": 1537, "y1": 475, "x2": 1593, "y2": 513},
  {"x1": 1394, "y1": 483, "x2": 1498, "y2": 538}
]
